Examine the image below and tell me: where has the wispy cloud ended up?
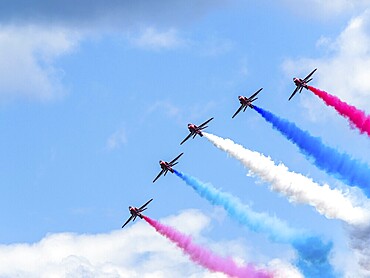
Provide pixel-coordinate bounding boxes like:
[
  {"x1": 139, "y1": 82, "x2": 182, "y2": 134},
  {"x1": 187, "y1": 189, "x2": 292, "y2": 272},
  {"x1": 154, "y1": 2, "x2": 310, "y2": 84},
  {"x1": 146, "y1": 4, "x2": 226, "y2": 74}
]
[
  {"x1": 106, "y1": 128, "x2": 127, "y2": 151},
  {"x1": 0, "y1": 1, "x2": 228, "y2": 102},
  {"x1": 145, "y1": 99, "x2": 218, "y2": 127},
  {"x1": 129, "y1": 27, "x2": 186, "y2": 50},
  {"x1": 196, "y1": 37, "x2": 234, "y2": 57},
  {"x1": 146, "y1": 100, "x2": 182, "y2": 120},
  {"x1": 0, "y1": 25, "x2": 79, "y2": 102}
]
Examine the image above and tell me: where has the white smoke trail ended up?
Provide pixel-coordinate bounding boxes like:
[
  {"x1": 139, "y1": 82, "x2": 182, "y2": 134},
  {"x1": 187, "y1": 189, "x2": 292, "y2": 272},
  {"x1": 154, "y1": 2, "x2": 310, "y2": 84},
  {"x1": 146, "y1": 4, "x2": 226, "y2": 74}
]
[{"x1": 203, "y1": 132, "x2": 370, "y2": 226}]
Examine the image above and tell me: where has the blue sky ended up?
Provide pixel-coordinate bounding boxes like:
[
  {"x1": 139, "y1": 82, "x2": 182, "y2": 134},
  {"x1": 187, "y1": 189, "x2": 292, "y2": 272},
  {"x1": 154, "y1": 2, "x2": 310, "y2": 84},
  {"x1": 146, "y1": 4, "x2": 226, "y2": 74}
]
[{"x1": 1, "y1": 1, "x2": 370, "y2": 277}]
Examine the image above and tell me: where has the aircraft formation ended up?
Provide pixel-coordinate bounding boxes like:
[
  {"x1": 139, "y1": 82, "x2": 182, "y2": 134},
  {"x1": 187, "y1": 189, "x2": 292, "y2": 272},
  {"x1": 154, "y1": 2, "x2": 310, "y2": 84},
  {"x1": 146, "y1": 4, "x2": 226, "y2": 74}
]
[
  {"x1": 119, "y1": 68, "x2": 370, "y2": 277},
  {"x1": 122, "y1": 68, "x2": 318, "y2": 229}
]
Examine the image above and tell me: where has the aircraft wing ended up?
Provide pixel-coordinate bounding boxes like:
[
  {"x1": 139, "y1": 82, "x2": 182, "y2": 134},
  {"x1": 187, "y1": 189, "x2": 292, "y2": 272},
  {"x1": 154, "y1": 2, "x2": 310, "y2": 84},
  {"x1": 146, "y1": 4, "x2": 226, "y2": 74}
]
[
  {"x1": 232, "y1": 104, "x2": 244, "y2": 118},
  {"x1": 153, "y1": 169, "x2": 165, "y2": 183},
  {"x1": 303, "y1": 68, "x2": 317, "y2": 81},
  {"x1": 180, "y1": 132, "x2": 193, "y2": 145},
  {"x1": 198, "y1": 117, "x2": 214, "y2": 128},
  {"x1": 288, "y1": 86, "x2": 300, "y2": 101},
  {"x1": 249, "y1": 88, "x2": 263, "y2": 100},
  {"x1": 121, "y1": 215, "x2": 134, "y2": 228},
  {"x1": 169, "y1": 152, "x2": 184, "y2": 164},
  {"x1": 139, "y1": 198, "x2": 153, "y2": 210}
]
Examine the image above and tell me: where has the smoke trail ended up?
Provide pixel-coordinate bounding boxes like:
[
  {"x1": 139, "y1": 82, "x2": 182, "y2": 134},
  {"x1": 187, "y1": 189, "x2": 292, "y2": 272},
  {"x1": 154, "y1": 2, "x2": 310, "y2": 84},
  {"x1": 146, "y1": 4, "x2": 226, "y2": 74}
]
[
  {"x1": 202, "y1": 132, "x2": 370, "y2": 226},
  {"x1": 308, "y1": 86, "x2": 370, "y2": 137},
  {"x1": 143, "y1": 215, "x2": 272, "y2": 278},
  {"x1": 253, "y1": 106, "x2": 370, "y2": 197},
  {"x1": 173, "y1": 170, "x2": 335, "y2": 277},
  {"x1": 174, "y1": 170, "x2": 301, "y2": 242}
]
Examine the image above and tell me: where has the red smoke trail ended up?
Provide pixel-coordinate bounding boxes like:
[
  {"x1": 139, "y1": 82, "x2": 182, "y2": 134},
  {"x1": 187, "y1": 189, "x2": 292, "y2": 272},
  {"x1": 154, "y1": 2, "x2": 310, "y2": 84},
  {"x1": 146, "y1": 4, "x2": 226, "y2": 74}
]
[
  {"x1": 143, "y1": 215, "x2": 273, "y2": 278},
  {"x1": 308, "y1": 86, "x2": 370, "y2": 137}
]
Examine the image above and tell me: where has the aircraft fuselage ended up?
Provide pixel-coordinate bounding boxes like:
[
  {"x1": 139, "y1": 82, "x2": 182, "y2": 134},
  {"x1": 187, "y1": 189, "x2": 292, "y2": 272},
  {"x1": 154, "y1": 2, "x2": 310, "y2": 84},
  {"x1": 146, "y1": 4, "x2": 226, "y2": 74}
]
[
  {"x1": 129, "y1": 206, "x2": 143, "y2": 219},
  {"x1": 239, "y1": 96, "x2": 252, "y2": 106},
  {"x1": 188, "y1": 124, "x2": 202, "y2": 136},
  {"x1": 293, "y1": 78, "x2": 307, "y2": 89},
  {"x1": 159, "y1": 160, "x2": 173, "y2": 173}
]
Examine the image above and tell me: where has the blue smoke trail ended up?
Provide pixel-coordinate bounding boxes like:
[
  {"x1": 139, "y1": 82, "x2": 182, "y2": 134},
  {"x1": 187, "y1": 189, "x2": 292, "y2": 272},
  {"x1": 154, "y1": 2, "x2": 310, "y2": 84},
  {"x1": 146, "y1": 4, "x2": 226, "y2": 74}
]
[
  {"x1": 254, "y1": 106, "x2": 370, "y2": 197},
  {"x1": 173, "y1": 169, "x2": 335, "y2": 277}
]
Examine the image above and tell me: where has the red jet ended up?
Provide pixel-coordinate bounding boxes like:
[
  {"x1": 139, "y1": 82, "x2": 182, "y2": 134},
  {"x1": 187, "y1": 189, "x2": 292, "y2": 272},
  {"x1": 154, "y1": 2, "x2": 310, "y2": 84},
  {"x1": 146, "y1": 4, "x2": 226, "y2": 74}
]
[
  {"x1": 289, "y1": 68, "x2": 317, "y2": 100},
  {"x1": 153, "y1": 153, "x2": 183, "y2": 183},
  {"x1": 180, "y1": 117, "x2": 214, "y2": 145},
  {"x1": 232, "y1": 88, "x2": 263, "y2": 118},
  {"x1": 121, "y1": 198, "x2": 153, "y2": 228}
]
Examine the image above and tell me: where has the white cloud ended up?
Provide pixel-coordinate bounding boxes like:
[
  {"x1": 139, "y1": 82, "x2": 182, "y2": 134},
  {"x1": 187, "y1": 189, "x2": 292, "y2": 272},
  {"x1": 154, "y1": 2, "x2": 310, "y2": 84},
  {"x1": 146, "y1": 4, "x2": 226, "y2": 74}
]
[
  {"x1": 196, "y1": 37, "x2": 234, "y2": 57},
  {"x1": 0, "y1": 25, "x2": 189, "y2": 103},
  {"x1": 106, "y1": 128, "x2": 127, "y2": 151},
  {"x1": 0, "y1": 24, "x2": 187, "y2": 102},
  {"x1": 283, "y1": 9, "x2": 370, "y2": 110},
  {"x1": 128, "y1": 27, "x2": 185, "y2": 50},
  {"x1": 0, "y1": 210, "x2": 220, "y2": 278},
  {"x1": 147, "y1": 100, "x2": 182, "y2": 118},
  {"x1": 144, "y1": 100, "x2": 219, "y2": 127},
  {"x1": 0, "y1": 1, "x2": 231, "y2": 102},
  {"x1": 0, "y1": 209, "x2": 300, "y2": 278},
  {"x1": 346, "y1": 224, "x2": 370, "y2": 277},
  {"x1": 144, "y1": 100, "x2": 187, "y2": 126},
  {"x1": 130, "y1": 28, "x2": 234, "y2": 56},
  {"x1": 0, "y1": 25, "x2": 80, "y2": 102}
]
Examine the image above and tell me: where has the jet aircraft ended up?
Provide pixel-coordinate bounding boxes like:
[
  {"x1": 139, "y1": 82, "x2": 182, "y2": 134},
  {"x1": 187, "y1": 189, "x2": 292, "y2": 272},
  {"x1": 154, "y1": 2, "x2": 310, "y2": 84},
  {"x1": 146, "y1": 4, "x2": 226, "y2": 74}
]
[
  {"x1": 289, "y1": 68, "x2": 317, "y2": 100},
  {"x1": 153, "y1": 152, "x2": 184, "y2": 183},
  {"x1": 180, "y1": 117, "x2": 214, "y2": 145},
  {"x1": 121, "y1": 198, "x2": 153, "y2": 228},
  {"x1": 232, "y1": 88, "x2": 263, "y2": 118}
]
